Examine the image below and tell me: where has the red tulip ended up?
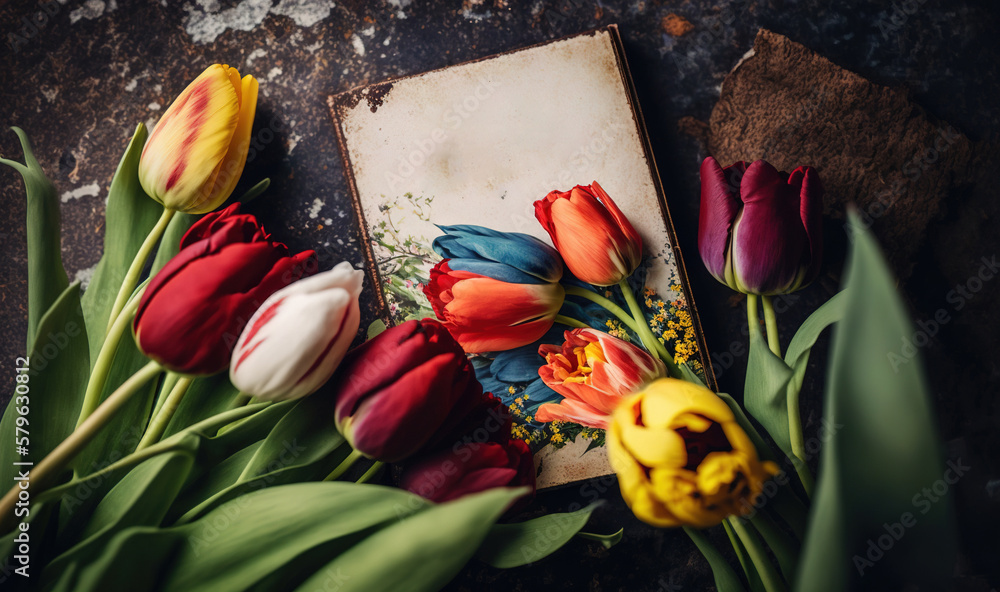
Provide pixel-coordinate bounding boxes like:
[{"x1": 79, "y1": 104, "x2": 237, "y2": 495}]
[
  {"x1": 534, "y1": 182, "x2": 642, "y2": 286},
  {"x1": 330, "y1": 319, "x2": 485, "y2": 462},
  {"x1": 134, "y1": 203, "x2": 316, "y2": 374},
  {"x1": 699, "y1": 157, "x2": 823, "y2": 295},
  {"x1": 535, "y1": 328, "x2": 665, "y2": 429},
  {"x1": 424, "y1": 260, "x2": 564, "y2": 353},
  {"x1": 400, "y1": 438, "x2": 535, "y2": 506}
]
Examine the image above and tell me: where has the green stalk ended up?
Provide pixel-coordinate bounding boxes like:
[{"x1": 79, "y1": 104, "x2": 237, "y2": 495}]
[
  {"x1": 76, "y1": 287, "x2": 146, "y2": 429},
  {"x1": 0, "y1": 361, "x2": 162, "y2": 534},
  {"x1": 760, "y1": 296, "x2": 781, "y2": 357},
  {"x1": 728, "y1": 517, "x2": 787, "y2": 592},
  {"x1": 149, "y1": 372, "x2": 180, "y2": 424},
  {"x1": 36, "y1": 402, "x2": 270, "y2": 506},
  {"x1": 563, "y1": 285, "x2": 641, "y2": 332},
  {"x1": 554, "y1": 314, "x2": 589, "y2": 329},
  {"x1": 136, "y1": 376, "x2": 193, "y2": 450},
  {"x1": 617, "y1": 280, "x2": 679, "y2": 376},
  {"x1": 323, "y1": 449, "x2": 363, "y2": 482},
  {"x1": 230, "y1": 392, "x2": 253, "y2": 409},
  {"x1": 356, "y1": 461, "x2": 385, "y2": 484},
  {"x1": 105, "y1": 207, "x2": 174, "y2": 335}
]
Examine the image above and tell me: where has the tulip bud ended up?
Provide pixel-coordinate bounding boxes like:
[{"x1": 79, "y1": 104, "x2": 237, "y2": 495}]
[
  {"x1": 607, "y1": 378, "x2": 778, "y2": 528},
  {"x1": 134, "y1": 203, "x2": 316, "y2": 375},
  {"x1": 229, "y1": 262, "x2": 364, "y2": 401},
  {"x1": 534, "y1": 182, "x2": 642, "y2": 286},
  {"x1": 329, "y1": 319, "x2": 486, "y2": 462},
  {"x1": 424, "y1": 260, "x2": 565, "y2": 354},
  {"x1": 698, "y1": 157, "x2": 823, "y2": 295},
  {"x1": 400, "y1": 439, "x2": 535, "y2": 507},
  {"x1": 535, "y1": 328, "x2": 666, "y2": 429},
  {"x1": 139, "y1": 64, "x2": 258, "y2": 214}
]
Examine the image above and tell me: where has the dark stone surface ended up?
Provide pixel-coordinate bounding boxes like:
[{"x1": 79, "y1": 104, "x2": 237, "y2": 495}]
[{"x1": 1, "y1": 0, "x2": 998, "y2": 590}]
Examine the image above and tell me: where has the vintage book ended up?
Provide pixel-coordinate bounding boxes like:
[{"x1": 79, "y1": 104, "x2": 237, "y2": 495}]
[{"x1": 329, "y1": 25, "x2": 715, "y2": 489}]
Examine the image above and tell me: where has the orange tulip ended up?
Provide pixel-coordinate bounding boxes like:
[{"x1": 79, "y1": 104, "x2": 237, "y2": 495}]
[
  {"x1": 535, "y1": 182, "x2": 642, "y2": 286},
  {"x1": 535, "y1": 328, "x2": 665, "y2": 429}
]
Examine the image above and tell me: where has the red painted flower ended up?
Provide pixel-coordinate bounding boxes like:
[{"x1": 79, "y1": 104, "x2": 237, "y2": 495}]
[
  {"x1": 133, "y1": 203, "x2": 316, "y2": 374},
  {"x1": 699, "y1": 157, "x2": 823, "y2": 295},
  {"x1": 330, "y1": 319, "x2": 485, "y2": 462},
  {"x1": 534, "y1": 182, "x2": 643, "y2": 286},
  {"x1": 424, "y1": 261, "x2": 564, "y2": 353},
  {"x1": 535, "y1": 328, "x2": 666, "y2": 429}
]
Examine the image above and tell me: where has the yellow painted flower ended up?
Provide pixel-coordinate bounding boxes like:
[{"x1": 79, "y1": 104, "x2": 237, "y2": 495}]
[
  {"x1": 607, "y1": 378, "x2": 778, "y2": 528},
  {"x1": 139, "y1": 64, "x2": 258, "y2": 213}
]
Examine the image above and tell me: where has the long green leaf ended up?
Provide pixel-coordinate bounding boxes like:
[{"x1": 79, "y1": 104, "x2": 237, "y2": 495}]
[
  {"x1": 784, "y1": 291, "x2": 846, "y2": 370},
  {"x1": 79, "y1": 123, "x2": 163, "y2": 363},
  {"x1": 1, "y1": 127, "x2": 69, "y2": 350},
  {"x1": 796, "y1": 212, "x2": 956, "y2": 591},
  {"x1": 296, "y1": 487, "x2": 528, "y2": 592},
  {"x1": 685, "y1": 526, "x2": 747, "y2": 592},
  {"x1": 62, "y1": 483, "x2": 429, "y2": 592},
  {"x1": 0, "y1": 284, "x2": 89, "y2": 488},
  {"x1": 744, "y1": 321, "x2": 794, "y2": 458},
  {"x1": 476, "y1": 502, "x2": 602, "y2": 568}
]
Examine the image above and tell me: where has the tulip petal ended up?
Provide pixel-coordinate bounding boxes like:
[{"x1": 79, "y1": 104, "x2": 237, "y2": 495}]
[
  {"x1": 139, "y1": 64, "x2": 241, "y2": 212},
  {"x1": 536, "y1": 397, "x2": 610, "y2": 429},
  {"x1": 434, "y1": 225, "x2": 562, "y2": 283},
  {"x1": 792, "y1": 165, "x2": 824, "y2": 285},
  {"x1": 698, "y1": 157, "x2": 743, "y2": 283},
  {"x1": 732, "y1": 161, "x2": 809, "y2": 295},
  {"x1": 193, "y1": 73, "x2": 259, "y2": 214}
]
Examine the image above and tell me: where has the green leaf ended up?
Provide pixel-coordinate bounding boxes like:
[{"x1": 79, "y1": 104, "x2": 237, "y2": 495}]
[
  {"x1": 160, "y1": 373, "x2": 241, "y2": 440},
  {"x1": 784, "y1": 291, "x2": 846, "y2": 370},
  {"x1": 62, "y1": 483, "x2": 429, "y2": 592},
  {"x1": 237, "y1": 178, "x2": 270, "y2": 204},
  {"x1": 795, "y1": 212, "x2": 956, "y2": 591},
  {"x1": 685, "y1": 526, "x2": 747, "y2": 592},
  {"x1": 1, "y1": 127, "x2": 69, "y2": 350},
  {"x1": 575, "y1": 527, "x2": 623, "y2": 549},
  {"x1": 297, "y1": 487, "x2": 528, "y2": 592},
  {"x1": 366, "y1": 319, "x2": 388, "y2": 339},
  {"x1": 722, "y1": 519, "x2": 764, "y2": 592},
  {"x1": 80, "y1": 123, "x2": 163, "y2": 363},
  {"x1": 476, "y1": 501, "x2": 602, "y2": 568},
  {"x1": 42, "y1": 451, "x2": 195, "y2": 590},
  {"x1": 0, "y1": 284, "x2": 89, "y2": 487},
  {"x1": 744, "y1": 311, "x2": 795, "y2": 459}
]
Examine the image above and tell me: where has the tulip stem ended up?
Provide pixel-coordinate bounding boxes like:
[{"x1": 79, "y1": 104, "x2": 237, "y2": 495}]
[
  {"x1": 563, "y1": 286, "x2": 640, "y2": 332},
  {"x1": 230, "y1": 392, "x2": 254, "y2": 409},
  {"x1": 554, "y1": 314, "x2": 588, "y2": 329},
  {"x1": 760, "y1": 296, "x2": 782, "y2": 357},
  {"x1": 136, "y1": 376, "x2": 193, "y2": 450},
  {"x1": 617, "y1": 280, "x2": 680, "y2": 377},
  {"x1": 75, "y1": 286, "x2": 146, "y2": 431},
  {"x1": 727, "y1": 516, "x2": 788, "y2": 592},
  {"x1": 0, "y1": 360, "x2": 162, "y2": 535},
  {"x1": 356, "y1": 461, "x2": 385, "y2": 484},
  {"x1": 323, "y1": 449, "x2": 364, "y2": 482},
  {"x1": 105, "y1": 207, "x2": 175, "y2": 335}
]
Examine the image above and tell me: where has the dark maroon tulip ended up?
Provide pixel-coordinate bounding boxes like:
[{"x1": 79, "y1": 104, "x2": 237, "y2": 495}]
[
  {"x1": 134, "y1": 203, "x2": 316, "y2": 374},
  {"x1": 698, "y1": 157, "x2": 823, "y2": 295},
  {"x1": 400, "y1": 438, "x2": 535, "y2": 507},
  {"x1": 331, "y1": 319, "x2": 485, "y2": 462}
]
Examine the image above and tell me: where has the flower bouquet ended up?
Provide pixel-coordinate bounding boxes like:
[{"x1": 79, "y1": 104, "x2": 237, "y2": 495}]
[{"x1": 0, "y1": 62, "x2": 954, "y2": 592}]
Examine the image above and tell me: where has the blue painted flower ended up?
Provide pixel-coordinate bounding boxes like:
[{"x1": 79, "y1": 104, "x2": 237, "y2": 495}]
[{"x1": 432, "y1": 225, "x2": 563, "y2": 284}]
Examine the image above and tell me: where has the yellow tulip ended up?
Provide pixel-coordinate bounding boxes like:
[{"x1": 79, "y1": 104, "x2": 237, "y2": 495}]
[
  {"x1": 607, "y1": 378, "x2": 778, "y2": 528},
  {"x1": 139, "y1": 64, "x2": 258, "y2": 214}
]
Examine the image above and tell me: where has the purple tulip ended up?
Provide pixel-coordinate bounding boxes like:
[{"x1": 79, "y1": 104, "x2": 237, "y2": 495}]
[{"x1": 698, "y1": 157, "x2": 823, "y2": 295}]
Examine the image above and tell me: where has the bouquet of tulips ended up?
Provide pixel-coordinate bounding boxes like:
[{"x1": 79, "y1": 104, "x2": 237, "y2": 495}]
[
  {"x1": 0, "y1": 65, "x2": 614, "y2": 592},
  {"x1": 415, "y1": 165, "x2": 955, "y2": 589}
]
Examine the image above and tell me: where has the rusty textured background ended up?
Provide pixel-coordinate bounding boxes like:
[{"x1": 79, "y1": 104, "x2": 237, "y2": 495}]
[{"x1": 1, "y1": 0, "x2": 998, "y2": 589}]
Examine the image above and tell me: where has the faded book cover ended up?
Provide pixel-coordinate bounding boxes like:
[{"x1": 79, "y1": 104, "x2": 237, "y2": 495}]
[{"x1": 329, "y1": 25, "x2": 715, "y2": 489}]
